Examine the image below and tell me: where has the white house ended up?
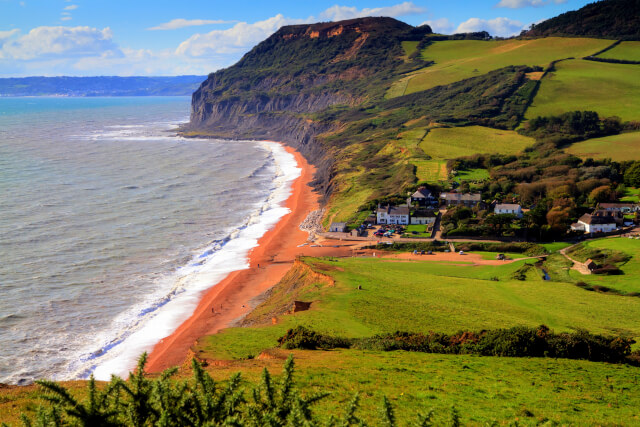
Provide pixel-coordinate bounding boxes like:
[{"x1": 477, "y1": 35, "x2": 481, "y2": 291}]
[
  {"x1": 328, "y1": 222, "x2": 347, "y2": 232},
  {"x1": 571, "y1": 213, "x2": 617, "y2": 233},
  {"x1": 376, "y1": 205, "x2": 409, "y2": 225},
  {"x1": 410, "y1": 209, "x2": 437, "y2": 225},
  {"x1": 494, "y1": 203, "x2": 523, "y2": 218}
]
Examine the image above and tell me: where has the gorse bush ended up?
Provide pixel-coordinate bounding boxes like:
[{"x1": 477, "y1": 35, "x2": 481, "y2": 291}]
[
  {"x1": 6, "y1": 353, "x2": 459, "y2": 427},
  {"x1": 279, "y1": 325, "x2": 638, "y2": 365}
]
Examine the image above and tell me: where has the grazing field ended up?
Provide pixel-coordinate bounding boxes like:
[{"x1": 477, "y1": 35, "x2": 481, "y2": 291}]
[
  {"x1": 565, "y1": 131, "x2": 640, "y2": 161},
  {"x1": 198, "y1": 255, "x2": 640, "y2": 363},
  {"x1": 388, "y1": 37, "x2": 611, "y2": 96},
  {"x1": 418, "y1": 126, "x2": 534, "y2": 159},
  {"x1": 454, "y1": 167, "x2": 490, "y2": 182},
  {"x1": 596, "y1": 41, "x2": 640, "y2": 61},
  {"x1": 412, "y1": 159, "x2": 448, "y2": 183},
  {"x1": 401, "y1": 40, "x2": 419, "y2": 57},
  {"x1": 621, "y1": 187, "x2": 640, "y2": 203},
  {"x1": 526, "y1": 59, "x2": 640, "y2": 122},
  {"x1": 568, "y1": 237, "x2": 640, "y2": 295}
]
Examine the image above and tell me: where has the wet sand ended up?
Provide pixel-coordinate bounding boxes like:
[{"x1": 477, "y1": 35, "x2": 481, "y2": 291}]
[{"x1": 146, "y1": 144, "x2": 321, "y2": 372}]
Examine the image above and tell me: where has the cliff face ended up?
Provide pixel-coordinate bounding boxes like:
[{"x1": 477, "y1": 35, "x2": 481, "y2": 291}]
[{"x1": 184, "y1": 17, "x2": 432, "y2": 199}]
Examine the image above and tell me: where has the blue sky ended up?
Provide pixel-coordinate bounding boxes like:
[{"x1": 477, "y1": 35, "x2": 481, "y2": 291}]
[{"x1": 0, "y1": 0, "x2": 594, "y2": 77}]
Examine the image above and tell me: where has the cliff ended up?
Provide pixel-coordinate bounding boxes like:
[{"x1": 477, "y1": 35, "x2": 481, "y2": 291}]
[{"x1": 183, "y1": 17, "x2": 432, "y2": 198}]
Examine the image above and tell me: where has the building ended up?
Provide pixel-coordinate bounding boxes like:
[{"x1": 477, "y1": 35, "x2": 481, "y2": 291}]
[
  {"x1": 376, "y1": 205, "x2": 410, "y2": 225},
  {"x1": 410, "y1": 209, "x2": 437, "y2": 225},
  {"x1": 598, "y1": 203, "x2": 635, "y2": 214},
  {"x1": 571, "y1": 212, "x2": 617, "y2": 234},
  {"x1": 408, "y1": 187, "x2": 437, "y2": 207},
  {"x1": 494, "y1": 203, "x2": 523, "y2": 218},
  {"x1": 328, "y1": 222, "x2": 347, "y2": 232},
  {"x1": 440, "y1": 192, "x2": 482, "y2": 208}
]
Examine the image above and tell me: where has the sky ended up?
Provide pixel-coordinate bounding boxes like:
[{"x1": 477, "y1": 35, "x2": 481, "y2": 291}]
[{"x1": 0, "y1": 0, "x2": 595, "y2": 77}]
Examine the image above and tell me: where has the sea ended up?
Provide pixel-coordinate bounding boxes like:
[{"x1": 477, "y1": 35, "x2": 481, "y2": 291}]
[{"x1": 0, "y1": 96, "x2": 300, "y2": 384}]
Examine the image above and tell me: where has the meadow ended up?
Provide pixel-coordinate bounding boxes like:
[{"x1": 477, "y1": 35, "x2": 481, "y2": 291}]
[
  {"x1": 565, "y1": 131, "x2": 640, "y2": 161},
  {"x1": 388, "y1": 37, "x2": 612, "y2": 96},
  {"x1": 567, "y1": 237, "x2": 640, "y2": 295},
  {"x1": 596, "y1": 41, "x2": 640, "y2": 61},
  {"x1": 525, "y1": 59, "x2": 640, "y2": 122},
  {"x1": 418, "y1": 125, "x2": 534, "y2": 160}
]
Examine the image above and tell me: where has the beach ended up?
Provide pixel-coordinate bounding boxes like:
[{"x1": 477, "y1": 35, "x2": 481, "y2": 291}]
[{"x1": 146, "y1": 144, "x2": 320, "y2": 372}]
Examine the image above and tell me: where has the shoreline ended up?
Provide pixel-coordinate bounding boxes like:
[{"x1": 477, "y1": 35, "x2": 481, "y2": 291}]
[{"x1": 146, "y1": 143, "x2": 319, "y2": 372}]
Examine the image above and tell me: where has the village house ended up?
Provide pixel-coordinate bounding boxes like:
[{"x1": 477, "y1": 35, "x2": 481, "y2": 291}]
[
  {"x1": 597, "y1": 202, "x2": 636, "y2": 214},
  {"x1": 410, "y1": 209, "x2": 437, "y2": 225},
  {"x1": 328, "y1": 222, "x2": 347, "y2": 232},
  {"x1": 494, "y1": 203, "x2": 523, "y2": 218},
  {"x1": 408, "y1": 187, "x2": 437, "y2": 207},
  {"x1": 440, "y1": 192, "x2": 482, "y2": 208},
  {"x1": 376, "y1": 204, "x2": 410, "y2": 225},
  {"x1": 571, "y1": 211, "x2": 618, "y2": 234}
]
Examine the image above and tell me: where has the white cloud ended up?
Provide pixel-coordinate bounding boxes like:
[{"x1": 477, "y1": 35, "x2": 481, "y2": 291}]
[
  {"x1": 495, "y1": 0, "x2": 566, "y2": 8},
  {"x1": 319, "y1": 2, "x2": 425, "y2": 21},
  {"x1": 1, "y1": 26, "x2": 119, "y2": 60},
  {"x1": 0, "y1": 29, "x2": 20, "y2": 42},
  {"x1": 63, "y1": 4, "x2": 77, "y2": 10},
  {"x1": 148, "y1": 19, "x2": 236, "y2": 31},
  {"x1": 455, "y1": 17, "x2": 525, "y2": 37},
  {"x1": 420, "y1": 18, "x2": 454, "y2": 34},
  {"x1": 176, "y1": 14, "x2": 305, "y2": 57},
  {"x1": 60, "y1": 16, "x2": 72, "y2": 21}
]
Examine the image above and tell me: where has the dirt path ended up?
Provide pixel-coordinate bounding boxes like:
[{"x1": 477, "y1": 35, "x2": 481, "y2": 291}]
[{"x1": 559, "y1": 244, "x2": 591, "y2": 275}]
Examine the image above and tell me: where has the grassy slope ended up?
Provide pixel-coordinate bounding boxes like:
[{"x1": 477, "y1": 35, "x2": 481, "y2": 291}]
[
  {"x1": 418, "y1": 126, "x2": 534, "y2": 160},
  {"x1": 566, "y1": 131, "x2": 640, "y2": 161},
  {"x1": 186, "y1": 253, "x2": 640, "y2": 424},
  {"x1": 568, "y1": 237, "x2": 640, "y2": 294},
  {"x1": 199, "y1": 255, "x2": 640, "y2": 362},
  {"x1": 388, "y1": 37, "x2": 611, "y2": 96},
  {"x1": 3, "y1": 351, "x2": 640, "y2": 426},
  {"x1": 597, "y1": 41, "x2": 640, "y2": 61},
  {"x1": 526, "y1": 59, "x2": 640, "y2": 122}
]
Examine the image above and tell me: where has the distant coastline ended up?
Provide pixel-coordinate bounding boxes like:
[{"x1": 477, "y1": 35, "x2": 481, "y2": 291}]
[{"x1": 0, "y1": 75, "x2": 206, "y2": 97}]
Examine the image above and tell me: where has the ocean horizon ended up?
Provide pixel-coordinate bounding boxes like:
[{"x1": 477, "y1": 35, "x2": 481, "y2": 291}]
[{"x1": 0, "y1": 96, "x2": 300, "y2": 384}]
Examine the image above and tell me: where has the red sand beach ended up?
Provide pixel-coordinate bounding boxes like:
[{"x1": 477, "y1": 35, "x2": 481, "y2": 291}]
[{"x1": 146, "y1": 145, "x2": 323, "y2": 372}]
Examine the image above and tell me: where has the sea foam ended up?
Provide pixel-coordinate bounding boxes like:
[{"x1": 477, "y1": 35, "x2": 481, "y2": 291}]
[{"x1": 77, "y1": 141, "x2": 301, "y2": 380}]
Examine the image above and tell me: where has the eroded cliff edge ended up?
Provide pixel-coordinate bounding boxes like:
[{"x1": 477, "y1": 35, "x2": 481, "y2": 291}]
[{"x1": 182, "y1": 17, "x2": 432, "y2": 200}]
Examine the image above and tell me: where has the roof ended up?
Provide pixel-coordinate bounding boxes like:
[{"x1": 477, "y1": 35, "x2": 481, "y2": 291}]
[
  {"x1": 329, "y1": 222, "x2": 346, "y2": 228},
  {"x1": 376, "y1": 205, "x2": 410, "y2": 215},
  {"x1": 578, "y1": 213, "x2": 616, "y2": 225},
  {"x1": 598, "y1": 203, "x2": 634, "y2": 209},
  {"x1": 495, "y1": 203, "x2": 521, "y2": 210},
  {"x1": 440, "y1": 192, "x2": 481, "y2": 202},
  {"x1": 412, "y1": 209, "x2": 436, "y2": 218},
  {"x1": 411, "y1": 188, "x2": 433, "y2": 199}
]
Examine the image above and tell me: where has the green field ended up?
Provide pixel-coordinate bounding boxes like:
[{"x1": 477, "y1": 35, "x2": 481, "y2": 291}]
[
  {"x1": 412, "y1": 159, "x2": 448, "y2": 183},
  {"x1": 526, "y1": 59, "x2": 640, "y2": 122},
  {"x1": 200, "y1": 255, "x2": 640, "y2": 363},
  {"x1": 454, "y1": 167, "x2": 490, "y2": 182},
  {"x1": 597, "y1": 41, "x2": 640, "y2": 61},
  {"x1": 621, "y1": 187, "x2": 640, "y2": 203},
  {"x1": 566, "y1": 131, "x2": 640, "y2": 161},
  {"x1": 401, "y1": 40, "x2": 419, "y2": 57},
  {"x1": 388, "y1": 37, "x2": 611, "y2": 96},
  {"x1": 568, "y1": 237, "x2": 640, "y2": 295},
  {"x1": 419, "y1": 125, "x2": 534, "y2": 159}
]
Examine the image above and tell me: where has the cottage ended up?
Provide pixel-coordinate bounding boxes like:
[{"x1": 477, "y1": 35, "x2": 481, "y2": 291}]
[
  {"x1": 571, "y1": 212, "x2": 617, "y2": 233},
  {"x1": 494, "y1": 203, "x2": 523, "y2": 218},
  {"x1": 328, "y1": 222, "x2": 347, "y2": 232},
  {"x1": 440, "y1": 192, "x2": 482, "y2": 208},
  {"x1": 408, "y1": 187, "x2": 436, "y2": 207},
  {"x1": 411, "y1": 209, "x2": 437, "y2": 225},
  {"x1": 598, "y1": 202, "x2": 635, "y2": 214},
  {"x1": 376, "y1": 204, "x2": 410, "y2": 225}
]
